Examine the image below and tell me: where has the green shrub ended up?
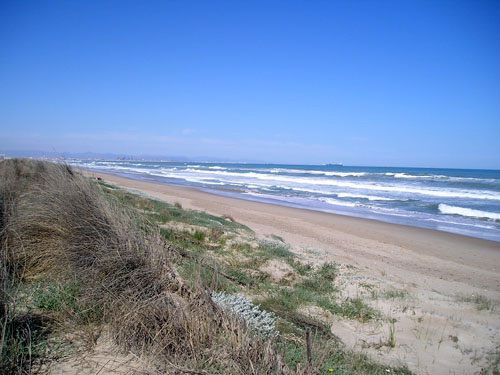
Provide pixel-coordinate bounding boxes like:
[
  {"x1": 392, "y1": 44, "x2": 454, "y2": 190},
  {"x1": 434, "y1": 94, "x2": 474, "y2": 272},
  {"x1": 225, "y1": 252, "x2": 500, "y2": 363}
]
[
  {"x1": 193, "y1": 230, "x2": 206, "y2": 243},
  {"x1": 33, "y1": 282, "x2": 79, "y2": 312}
]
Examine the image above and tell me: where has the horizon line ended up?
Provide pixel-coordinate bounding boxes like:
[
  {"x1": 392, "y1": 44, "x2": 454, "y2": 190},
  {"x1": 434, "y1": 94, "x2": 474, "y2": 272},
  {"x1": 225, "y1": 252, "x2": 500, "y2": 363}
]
[{"x1": 3, "y1": 149, "x2": 500, "y2": 171}]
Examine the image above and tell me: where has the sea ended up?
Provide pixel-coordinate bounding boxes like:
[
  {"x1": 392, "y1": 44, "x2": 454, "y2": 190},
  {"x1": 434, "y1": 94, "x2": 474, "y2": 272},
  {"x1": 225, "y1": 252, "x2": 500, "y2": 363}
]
[{"x1": 71, "y1": 160, "x2": 500, "y2": 242}]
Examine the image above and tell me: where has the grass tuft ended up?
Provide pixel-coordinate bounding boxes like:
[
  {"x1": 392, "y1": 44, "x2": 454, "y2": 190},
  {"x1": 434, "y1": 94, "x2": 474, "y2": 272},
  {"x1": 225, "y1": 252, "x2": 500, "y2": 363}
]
[{"x1": 457, "y1": 294, "x2": 496, "y2": 311}]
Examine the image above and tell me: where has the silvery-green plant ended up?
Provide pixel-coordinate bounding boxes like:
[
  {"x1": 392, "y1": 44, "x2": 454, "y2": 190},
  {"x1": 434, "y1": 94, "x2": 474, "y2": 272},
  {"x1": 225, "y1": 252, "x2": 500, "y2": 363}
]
[{"x1": 211, "y1": 292, "x2": 277, "y2": 338}]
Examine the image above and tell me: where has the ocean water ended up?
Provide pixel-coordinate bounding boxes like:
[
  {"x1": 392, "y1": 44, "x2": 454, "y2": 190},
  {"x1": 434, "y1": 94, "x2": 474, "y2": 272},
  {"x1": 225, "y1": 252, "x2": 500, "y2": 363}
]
[{"x1": 72, "y1": 160, "x2": 500, "y2": 242}]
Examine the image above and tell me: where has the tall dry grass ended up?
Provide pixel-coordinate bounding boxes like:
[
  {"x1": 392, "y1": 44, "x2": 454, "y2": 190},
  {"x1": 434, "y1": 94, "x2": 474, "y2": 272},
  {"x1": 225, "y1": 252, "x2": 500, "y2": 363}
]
[
  {"x1": 1, "y1": 159, "x2": 57, "y2": 374},
  {"x1": 0, "y1": 159, "x2": 299, "y2": 374}
]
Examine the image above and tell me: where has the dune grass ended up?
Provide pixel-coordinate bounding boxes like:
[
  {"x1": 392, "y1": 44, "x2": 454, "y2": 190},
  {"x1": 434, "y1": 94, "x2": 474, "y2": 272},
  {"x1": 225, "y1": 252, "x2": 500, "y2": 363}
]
[
  {"x1": 457, "y1": 293, "x2": 496, "y2": 312},
  {"x1": 0, "y1": 159, "x2": 412, "y2": 374}
]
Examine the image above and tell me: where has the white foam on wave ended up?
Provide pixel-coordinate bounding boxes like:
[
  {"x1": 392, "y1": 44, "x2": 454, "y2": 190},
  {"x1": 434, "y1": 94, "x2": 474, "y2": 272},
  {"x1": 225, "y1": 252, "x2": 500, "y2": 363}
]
[
  {"x1": 385, "y1": 172, "x2": 497, "y2": 183},
  {"x1": 387, "y1": 172, "x2": 448, "y2": 179},
  {"x1": 147, "y1": 170, "x2": 227, "y2": 185},
  {"x1": 107, "y1": 166, "x2": 500, "y2": 201},
  {"x1": 319, "y1": 198, "x2": 358, "y2": 208},
  {"x1": 323, "y1": 171, "x2": 367, "y2": 177},
  {"x1": 286, "y1": 170, "x2": 367, "y2": 177},
  {"x1": 277, "y1": 169, "x2": 367, "y2": 177},
  {"x1": 447, "y1": 177, "x2": 497, "y2": 183},
  {"x1": 336, "y1": 193, "x2": 398, "y2": 201},
  {"x1": 194, "y1": 165, "x2": 496, "y2": 183},
  {"x1": 85, "y1": 164, "x2": 150, "y2": 174},
  {"x1": 244, "y1": 191, "x2": 267, "y2": 197},
  {"x1": 438, "y1": 204, "x2": 500, "y2": 221},
  {"x1": 214, "y1": 167, "x2": 367, "y2": 177},
  {"x1": 81, "y1": 163, "x2": 500, "y2": 201},
  {"x1": 286, "y1": 186, "x2": 334, "y2": 195},
  {"x1": 369, "y1": 206, "x2": 415, "y2": 218},
  {"x1": 425, "y1": 218, "x2": 496, "y2": 230},
  {"x1": 184, "y1": 178, "x2": 226, "y2": 186},
  {"x1": 204, "y1": 170, "x2": 500, "y2": 201}
]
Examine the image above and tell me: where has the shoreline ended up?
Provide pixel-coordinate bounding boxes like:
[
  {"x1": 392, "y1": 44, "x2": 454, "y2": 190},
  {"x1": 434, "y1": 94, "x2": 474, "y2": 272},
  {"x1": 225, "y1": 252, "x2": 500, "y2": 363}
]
[
  {"x1": 211, "y1": 188, "x2": 500, "y2": 248},
  {"x1": 87, "y1": 169, "x2": 500, "y2": 374},
  {"x1": 87, "y1": 170, "x2": 500, "y2": 254},
  {"x1": 84, "y1": 169, "x2": 500, "y2": 243},
  {"x1": 73, "y1": 162, "x2": 500, "y2": 243},
  {"x1": 85, "y1": 169, "x2": 500, "y2": 288}
]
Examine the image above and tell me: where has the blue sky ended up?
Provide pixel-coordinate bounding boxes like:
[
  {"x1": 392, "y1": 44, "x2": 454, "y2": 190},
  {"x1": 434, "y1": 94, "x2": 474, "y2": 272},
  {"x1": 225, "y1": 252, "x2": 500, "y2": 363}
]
[{"x1": 1, "y1": 0, "x2": 499, "y2": 168}]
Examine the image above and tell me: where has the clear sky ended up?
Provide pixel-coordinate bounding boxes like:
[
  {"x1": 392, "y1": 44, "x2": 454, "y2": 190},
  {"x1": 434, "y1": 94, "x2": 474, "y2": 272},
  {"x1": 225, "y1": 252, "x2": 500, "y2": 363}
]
[{"x1": 1, "y1": 1, "x2": 499, "y2": 168}]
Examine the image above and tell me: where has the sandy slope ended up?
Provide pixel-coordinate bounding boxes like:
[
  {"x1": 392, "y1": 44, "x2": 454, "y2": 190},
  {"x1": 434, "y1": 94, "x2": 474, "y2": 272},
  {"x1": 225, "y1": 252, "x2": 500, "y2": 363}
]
[{"x1": 89, "y1": 171, "x2": 500, "y2": 375}]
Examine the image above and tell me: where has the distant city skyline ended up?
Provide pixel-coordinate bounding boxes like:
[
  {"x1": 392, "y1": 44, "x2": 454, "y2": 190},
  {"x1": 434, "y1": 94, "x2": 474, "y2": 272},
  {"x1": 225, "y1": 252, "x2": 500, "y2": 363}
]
[
  {"x1": 3, "y1": 149, "x2": 500, "y2": 171},
  {"x1": 1, "y1": 1, "x2": 499, "y2": 169}
]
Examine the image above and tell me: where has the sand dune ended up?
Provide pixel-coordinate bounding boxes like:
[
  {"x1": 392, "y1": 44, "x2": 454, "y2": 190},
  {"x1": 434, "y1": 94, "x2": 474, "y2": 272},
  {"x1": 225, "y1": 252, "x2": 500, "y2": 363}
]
[{"x1": 91, "y1": 171, "x2": 500, "y2": 374}]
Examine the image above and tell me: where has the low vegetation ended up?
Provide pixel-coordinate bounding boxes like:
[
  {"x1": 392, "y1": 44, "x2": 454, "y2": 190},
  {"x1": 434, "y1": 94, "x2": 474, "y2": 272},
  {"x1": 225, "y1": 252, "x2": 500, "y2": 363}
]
[
  {"x1": 382, "y1": 289, "x2": 409, "y2": 300},
  {"x1": 0, "y1": 159, "x2": 412, "y2": 374},
  {"x1": 457, "y1": 293, "x2": 496, "y2": 312}
]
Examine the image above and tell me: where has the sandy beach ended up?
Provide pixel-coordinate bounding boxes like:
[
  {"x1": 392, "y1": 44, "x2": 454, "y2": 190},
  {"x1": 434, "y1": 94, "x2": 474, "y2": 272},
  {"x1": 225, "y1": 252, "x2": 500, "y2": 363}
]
[{"x1": 91, "y1": 171, "x2": 500, "y2": 374}]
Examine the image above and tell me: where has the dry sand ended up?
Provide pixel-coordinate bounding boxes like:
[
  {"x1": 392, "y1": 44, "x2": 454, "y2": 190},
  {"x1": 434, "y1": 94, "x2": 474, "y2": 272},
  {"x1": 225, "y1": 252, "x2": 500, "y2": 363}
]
[{"x1": 89, "y1": 171, "x2": 500, "y2": 375}]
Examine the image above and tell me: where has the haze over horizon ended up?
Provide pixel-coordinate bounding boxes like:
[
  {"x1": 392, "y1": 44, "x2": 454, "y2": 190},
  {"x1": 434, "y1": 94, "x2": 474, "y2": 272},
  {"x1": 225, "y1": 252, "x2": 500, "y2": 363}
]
[
  {"x1": 1, "y1": 1, "x2": 499, "y2": 168},
  {"x1": 2, "y1": 149, "x2": 500, "y2": 171}
]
